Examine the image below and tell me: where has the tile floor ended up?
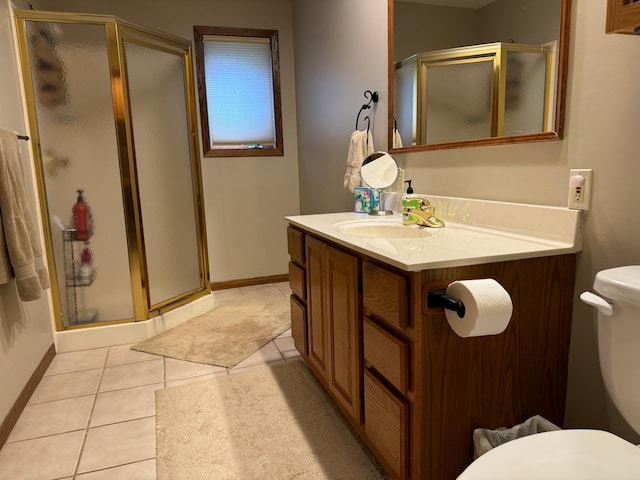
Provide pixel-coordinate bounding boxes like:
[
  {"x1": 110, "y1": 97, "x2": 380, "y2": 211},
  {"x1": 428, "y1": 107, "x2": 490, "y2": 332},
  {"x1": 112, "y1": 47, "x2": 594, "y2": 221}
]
[{"x1": 0, "y1": 283, "x2": 299, "y2": 480}]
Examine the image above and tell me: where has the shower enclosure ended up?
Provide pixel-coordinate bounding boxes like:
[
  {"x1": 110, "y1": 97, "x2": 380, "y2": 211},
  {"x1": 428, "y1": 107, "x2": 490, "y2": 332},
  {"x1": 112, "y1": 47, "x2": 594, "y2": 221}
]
[
  {"x1": 394, "y1": 42, "x2": 555, "y2": 146},
  {"x1": 15, "y1": 10, "x2": 210, "y2": 330}
]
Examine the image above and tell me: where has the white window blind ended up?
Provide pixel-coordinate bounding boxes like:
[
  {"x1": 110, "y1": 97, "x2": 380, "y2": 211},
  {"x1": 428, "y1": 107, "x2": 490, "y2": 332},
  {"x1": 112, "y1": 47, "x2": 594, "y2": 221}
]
[{"x1": 203, "y1": 35, "x2": 275, "y2": 147}]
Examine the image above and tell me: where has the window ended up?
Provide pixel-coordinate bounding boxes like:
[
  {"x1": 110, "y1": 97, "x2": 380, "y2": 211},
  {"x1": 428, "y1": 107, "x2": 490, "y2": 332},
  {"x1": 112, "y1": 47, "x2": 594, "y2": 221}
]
[{"x1": 194, "y1": 26, "x2": 283, "y2": 157}]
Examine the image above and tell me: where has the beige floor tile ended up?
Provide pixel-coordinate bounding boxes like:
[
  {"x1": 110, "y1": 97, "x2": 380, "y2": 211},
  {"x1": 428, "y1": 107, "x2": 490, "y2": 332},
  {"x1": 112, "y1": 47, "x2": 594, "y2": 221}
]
[
  {"x1": 278, "y1": 328, "x2": 292, "y2": 338},
  {"x1": 165, "y1": 370, "x2": 228, "y2": 388},
  {"x1": 76, "y1": 459, "x2": 156, "y2": 479},
  {"x1": 4, "y1": 286, "x2": 306, "y2": 479},
  {"x1": 283, "y1": 349, "x2": 302, "y2": 360},
  {"x1": 231, "y1": 341, "x2": 283, "y2": 370},
  {"x1": 165, "y1": 357, "x2": 226, "y2": 382},
  {"x1": 274, "y1": 335, "x2": 296, "y2": 354},
  {"x1": 8, "y1": 395, "x2": 93, "y2": 442},
  {"x1": 77, "y1": 417, "x2": 156, "y2": 474},
  {"x1": 106, "y1": 344, "x2": 161, "y2": 366},
  {"x1": 0, "y1": 430, "x2": 84, "y2": 480},
  {"x1": 29, "y1": 368, "x2": 102, "y2": 404},
  {"x1": 99, "y1": 359, "x2": 163, "y2": 392},
  {"x1": 91, "y1": 383, "x2": 162, "y2": 427},
  {"x1": 45, "y1": 348, "x2": 108, "y2": 376}
]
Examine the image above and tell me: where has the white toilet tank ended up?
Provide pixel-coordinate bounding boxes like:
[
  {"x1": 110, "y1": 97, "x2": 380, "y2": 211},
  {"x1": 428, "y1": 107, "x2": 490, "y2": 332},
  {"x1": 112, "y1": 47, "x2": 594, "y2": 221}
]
[{"x1": 581, "y1": 265, "x2": 640, "y2": 435}]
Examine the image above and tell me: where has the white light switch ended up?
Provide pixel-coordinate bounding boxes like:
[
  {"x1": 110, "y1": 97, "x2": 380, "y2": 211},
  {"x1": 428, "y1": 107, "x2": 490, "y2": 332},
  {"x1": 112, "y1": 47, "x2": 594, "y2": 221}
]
[{"x1": 568, "y1": 169, "x2": 593, "y2": 210}]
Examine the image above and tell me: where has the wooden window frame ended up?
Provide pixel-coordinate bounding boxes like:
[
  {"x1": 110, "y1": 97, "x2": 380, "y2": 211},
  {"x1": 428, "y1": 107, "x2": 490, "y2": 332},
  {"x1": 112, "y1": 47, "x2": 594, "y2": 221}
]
[{"x1": 193, "y1": 26, "x2": 284, "y2": 157}]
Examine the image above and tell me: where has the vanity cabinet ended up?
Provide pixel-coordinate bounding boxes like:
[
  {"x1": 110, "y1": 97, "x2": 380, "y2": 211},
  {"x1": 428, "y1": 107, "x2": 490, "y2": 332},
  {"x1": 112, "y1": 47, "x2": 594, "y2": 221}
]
[
  {"x1": 287, "y1": 225, "x2": 576, "y2": 480},
  {"x1": 288, "y1": 228, "x2": 362, "y2": 425},
  {"x1": 607, "y1": 0, "x2": 640, "y2": 34}
]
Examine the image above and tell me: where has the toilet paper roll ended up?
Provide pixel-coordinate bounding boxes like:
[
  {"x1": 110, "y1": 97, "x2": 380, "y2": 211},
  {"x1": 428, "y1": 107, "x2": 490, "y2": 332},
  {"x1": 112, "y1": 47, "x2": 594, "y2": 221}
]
[{"x1": 445, "y1": 279, "x2": 513, "y2": 338}]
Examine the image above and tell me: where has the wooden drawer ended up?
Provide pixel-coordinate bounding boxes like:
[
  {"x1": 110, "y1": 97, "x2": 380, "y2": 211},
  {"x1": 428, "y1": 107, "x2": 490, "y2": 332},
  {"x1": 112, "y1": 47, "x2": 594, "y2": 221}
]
[
  {"x1": 290, "y1": 295, "x2": 308, "y2": 356},
  {"x1": 363, "y1": 262, "x2": 408, "y2": 331},
  {"x1": 364, "y1": 370, "x2": 408, "y2": 479},
  {"x1": 288, "y1": 261, "x2": 305, "y2": 301},
  {"x1": 287, "y1": 226, "x2": 305, "y2": 265},
  {"x1": 363, "y1": 317, "x2": 408, "y2": 395}
]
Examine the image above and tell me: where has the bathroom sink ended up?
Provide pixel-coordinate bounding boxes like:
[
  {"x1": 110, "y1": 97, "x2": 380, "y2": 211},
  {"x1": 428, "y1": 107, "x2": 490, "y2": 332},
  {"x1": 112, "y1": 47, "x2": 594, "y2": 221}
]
[
  {"x1": 287, "y1": 197, "x2": 581, "y2": 271},
  {"x1": 334, "y1": 220, "x2": 432, "y2": 238}
]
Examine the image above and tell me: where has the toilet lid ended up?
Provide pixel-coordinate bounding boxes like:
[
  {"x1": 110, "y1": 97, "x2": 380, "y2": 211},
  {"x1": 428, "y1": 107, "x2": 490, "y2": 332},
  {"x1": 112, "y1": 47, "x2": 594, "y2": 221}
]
[{"x1": 458, "y1": 429, "x2": 640, "y2": 479}]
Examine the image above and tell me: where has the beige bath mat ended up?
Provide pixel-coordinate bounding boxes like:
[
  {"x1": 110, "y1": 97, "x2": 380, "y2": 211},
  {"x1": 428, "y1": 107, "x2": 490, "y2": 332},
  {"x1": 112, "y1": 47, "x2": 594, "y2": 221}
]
[
  {"x1": 155, "y1": 360, "x2": 388, "y2": 480},
  {"x1": 131, "y1": 294, "x2": 290, "y2": 367}
]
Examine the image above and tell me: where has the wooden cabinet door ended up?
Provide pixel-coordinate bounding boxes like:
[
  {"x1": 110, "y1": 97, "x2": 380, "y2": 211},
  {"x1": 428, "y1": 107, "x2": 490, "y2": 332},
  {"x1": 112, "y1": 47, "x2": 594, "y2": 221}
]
[
  {"x1": 325, "y1": 245, "x2": 362, "y2": 424},
  {"x1": 305, "y1": 236, "x2": 330, "y2": 377}
]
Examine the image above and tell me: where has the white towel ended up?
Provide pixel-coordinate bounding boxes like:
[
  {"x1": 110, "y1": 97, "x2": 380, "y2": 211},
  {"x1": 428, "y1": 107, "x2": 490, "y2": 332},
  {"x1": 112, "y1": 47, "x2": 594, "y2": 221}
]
[
  {"x1": 344, "y1": 129, "x2": 374, "y2": 192},
  {"x1": 393, "y1": 128, "x2": 403, "y2": 149}
]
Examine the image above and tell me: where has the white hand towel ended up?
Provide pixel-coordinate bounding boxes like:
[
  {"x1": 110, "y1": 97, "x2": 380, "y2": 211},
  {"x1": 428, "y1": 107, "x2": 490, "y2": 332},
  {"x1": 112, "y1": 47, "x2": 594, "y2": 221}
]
[
  {"x1": 393, "y1": 128, "x2": 403, "y2": 149},
  {"x1": 366, "y1": 129, "x2": 374, "y2": 156},
  {"x1": 344, "y1": 130, "x2": 375, "y2": 192}
]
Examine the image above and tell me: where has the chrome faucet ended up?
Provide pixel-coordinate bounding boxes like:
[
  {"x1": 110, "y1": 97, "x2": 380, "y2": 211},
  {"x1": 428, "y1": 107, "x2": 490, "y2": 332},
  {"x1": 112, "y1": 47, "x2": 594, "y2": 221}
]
[{"x1": 402, "y1": 197, "x2": 445, "y2": 228}]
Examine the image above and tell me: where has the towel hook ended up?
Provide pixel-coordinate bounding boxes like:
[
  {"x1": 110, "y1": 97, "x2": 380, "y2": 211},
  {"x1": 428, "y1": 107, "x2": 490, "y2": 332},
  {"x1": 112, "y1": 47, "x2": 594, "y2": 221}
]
[{"x1": 355, "y1": 90, "x2": 378, "y2": 130}]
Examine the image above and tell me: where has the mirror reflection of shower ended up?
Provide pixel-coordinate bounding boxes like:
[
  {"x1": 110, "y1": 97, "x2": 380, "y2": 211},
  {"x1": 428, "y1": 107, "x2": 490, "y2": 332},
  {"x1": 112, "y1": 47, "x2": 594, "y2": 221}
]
[{"x1": 16, "y1": 11, "x2": 209, "y2": 330}]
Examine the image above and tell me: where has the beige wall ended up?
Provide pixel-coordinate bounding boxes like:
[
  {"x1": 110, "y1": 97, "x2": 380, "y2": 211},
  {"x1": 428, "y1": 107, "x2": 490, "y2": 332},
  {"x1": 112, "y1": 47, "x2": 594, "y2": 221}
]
[
  {"x1": 38, "y1": 0, "x2": 300, "y2": 283},
  {"x1": 0, "y1": 0, "x2": 53, "y2": 427},
  {"x1": 292, "y1": 0, "x2": 388, "y2": 214},
  {"x1": 394, "y1": 2, "x2": 480, "y2": 61}
]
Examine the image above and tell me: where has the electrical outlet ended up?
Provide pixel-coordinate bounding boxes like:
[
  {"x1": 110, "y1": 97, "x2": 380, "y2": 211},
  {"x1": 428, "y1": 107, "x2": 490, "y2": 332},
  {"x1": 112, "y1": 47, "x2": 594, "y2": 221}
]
[{"x1": 568, "y1": 169, "x2": 593, "y2": 210}]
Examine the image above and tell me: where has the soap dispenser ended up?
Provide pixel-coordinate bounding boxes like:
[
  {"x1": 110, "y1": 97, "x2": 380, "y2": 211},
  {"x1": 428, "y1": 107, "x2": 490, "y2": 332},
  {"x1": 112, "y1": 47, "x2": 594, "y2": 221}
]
[
  {"x1": 401, "y1": 181, "x2": 445, "y2": 228},
  {"x1": 404, "y1": 180, "x2": 414, "y2": 195},
  {"x1": 402, "y1": 180, "x2": 418, "y2": 224}
]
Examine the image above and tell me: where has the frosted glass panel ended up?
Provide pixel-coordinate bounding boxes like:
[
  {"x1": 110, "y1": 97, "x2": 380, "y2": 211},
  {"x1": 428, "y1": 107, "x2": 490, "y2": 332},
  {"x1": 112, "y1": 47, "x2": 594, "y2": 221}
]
[
  {"x1": 424, "y1": 60, "x2": 493, "y2": 144},
  {"x1": 25, "y1": 21, "x2": 134, "y2": 326},
  {"x1": 124, "y1": 41, "x2": 201, "y2": 307},
  {"x1": 504, "y1": 51, "x2": 548, "y2": 136},
  {"x1": 393, "y1": 61, "x2": 417, "y2": 147}
]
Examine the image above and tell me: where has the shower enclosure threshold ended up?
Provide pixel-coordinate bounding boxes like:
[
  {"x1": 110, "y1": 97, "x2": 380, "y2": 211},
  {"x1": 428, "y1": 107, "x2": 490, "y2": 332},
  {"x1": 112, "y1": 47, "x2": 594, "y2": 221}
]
[{"x1": 53, "y1": 293, "x2": 215, "y2": 353}]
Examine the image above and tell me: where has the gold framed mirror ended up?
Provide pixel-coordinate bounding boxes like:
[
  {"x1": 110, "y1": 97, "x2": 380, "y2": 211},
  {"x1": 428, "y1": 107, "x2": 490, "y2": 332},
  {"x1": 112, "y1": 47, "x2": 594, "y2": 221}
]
[{"x1": 388, "y1": 0, "x2": 571, "y2": 153}]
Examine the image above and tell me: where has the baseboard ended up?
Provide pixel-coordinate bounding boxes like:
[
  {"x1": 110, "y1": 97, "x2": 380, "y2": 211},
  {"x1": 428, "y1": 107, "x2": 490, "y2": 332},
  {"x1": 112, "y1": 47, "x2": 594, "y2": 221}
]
[
  {"x1": 0, "y1": 343, "x2": 56, "y2": 448},
  {"x1": 211, "y1": 274, "x2": 289, "y2": 291}
]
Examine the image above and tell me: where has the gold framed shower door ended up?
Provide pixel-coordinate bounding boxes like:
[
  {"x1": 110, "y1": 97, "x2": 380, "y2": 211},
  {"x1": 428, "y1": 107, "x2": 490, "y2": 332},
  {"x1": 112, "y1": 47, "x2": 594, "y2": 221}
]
[{"x1": 14, "y1": 10, "x2": 210, "y2": 330}]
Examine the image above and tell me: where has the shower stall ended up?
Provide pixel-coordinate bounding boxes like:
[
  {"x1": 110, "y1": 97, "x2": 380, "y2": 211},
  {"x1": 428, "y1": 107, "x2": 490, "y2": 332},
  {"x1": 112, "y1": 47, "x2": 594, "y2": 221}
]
[
  {"x1": 14, "y1": 10, "x2": 210, "y2": 331},
  {"x1": 394, "y1": 41, "x2": 556, "y2": 146}
]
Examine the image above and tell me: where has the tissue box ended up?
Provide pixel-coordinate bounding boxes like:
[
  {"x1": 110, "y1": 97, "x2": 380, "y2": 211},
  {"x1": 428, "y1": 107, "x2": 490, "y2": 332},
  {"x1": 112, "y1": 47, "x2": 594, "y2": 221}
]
[{"x1": 354, "y1": 187, "x2": 376, "y2": 213}]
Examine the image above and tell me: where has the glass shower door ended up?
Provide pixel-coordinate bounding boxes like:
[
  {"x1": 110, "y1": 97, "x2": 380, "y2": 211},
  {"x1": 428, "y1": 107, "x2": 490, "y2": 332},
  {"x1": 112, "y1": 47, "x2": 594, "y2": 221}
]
[
  {"x1": 423, "y1": 58, "x2": 495, "y2": 145},
  {"x1": 503, "y1": 50, "x2": 549, "y2": 136},
  {"x1": 122, "y1": 33, "x2": 205, "y2": 310},
  {"x1": 20, "y1": 19, "x2": 135, "y2": 327}
]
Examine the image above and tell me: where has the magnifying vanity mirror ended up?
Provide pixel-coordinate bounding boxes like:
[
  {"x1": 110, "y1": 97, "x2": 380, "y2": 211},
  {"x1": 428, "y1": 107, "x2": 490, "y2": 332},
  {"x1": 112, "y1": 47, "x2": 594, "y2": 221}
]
[
  {"x1": 388, "y1": 0, "x2": 571, "y2": 153},
  {"x1": 361, "y1": 152, "x2": 399, "y2": 216}
]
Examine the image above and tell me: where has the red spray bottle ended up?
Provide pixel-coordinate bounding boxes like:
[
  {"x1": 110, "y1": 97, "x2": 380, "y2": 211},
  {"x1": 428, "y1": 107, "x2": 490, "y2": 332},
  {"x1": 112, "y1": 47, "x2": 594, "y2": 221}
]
[{"x1": 72, "y1": 189, "x2": 92, "y2": 241}]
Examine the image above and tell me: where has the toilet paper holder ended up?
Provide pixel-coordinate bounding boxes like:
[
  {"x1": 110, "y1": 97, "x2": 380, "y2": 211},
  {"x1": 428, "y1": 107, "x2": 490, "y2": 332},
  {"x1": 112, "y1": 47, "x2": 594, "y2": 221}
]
[{"x1": 427, "y1": 289, "x2": 466, "y2": 318}]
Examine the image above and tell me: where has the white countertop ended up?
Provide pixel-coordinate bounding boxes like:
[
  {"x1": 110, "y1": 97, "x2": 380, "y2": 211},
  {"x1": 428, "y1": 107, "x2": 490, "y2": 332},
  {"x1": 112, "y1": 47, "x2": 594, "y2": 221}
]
[{"x1": 286, "y1": 195, "x2": 582, "y2": 272}]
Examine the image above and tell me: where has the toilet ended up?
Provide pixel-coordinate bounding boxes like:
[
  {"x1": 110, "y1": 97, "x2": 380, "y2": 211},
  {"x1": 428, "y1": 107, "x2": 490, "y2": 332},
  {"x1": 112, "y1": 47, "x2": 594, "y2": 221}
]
[{"x1": 458, "y1": 266, "x2": 640, "y2": 479}]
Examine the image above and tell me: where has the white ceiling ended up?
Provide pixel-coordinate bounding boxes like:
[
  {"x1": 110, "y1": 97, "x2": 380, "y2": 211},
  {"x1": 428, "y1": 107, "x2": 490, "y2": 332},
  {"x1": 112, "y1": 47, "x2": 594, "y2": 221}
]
[{"x1": 395, "y1": 0, "x2": 495, "y2": 8}]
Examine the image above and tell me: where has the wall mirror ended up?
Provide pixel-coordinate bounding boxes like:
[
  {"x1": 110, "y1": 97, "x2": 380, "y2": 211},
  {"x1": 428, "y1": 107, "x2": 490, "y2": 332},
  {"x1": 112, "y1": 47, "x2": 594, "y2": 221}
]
[{"x1": 388, "y1": 0, "x2": 571, "y2": 153}]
